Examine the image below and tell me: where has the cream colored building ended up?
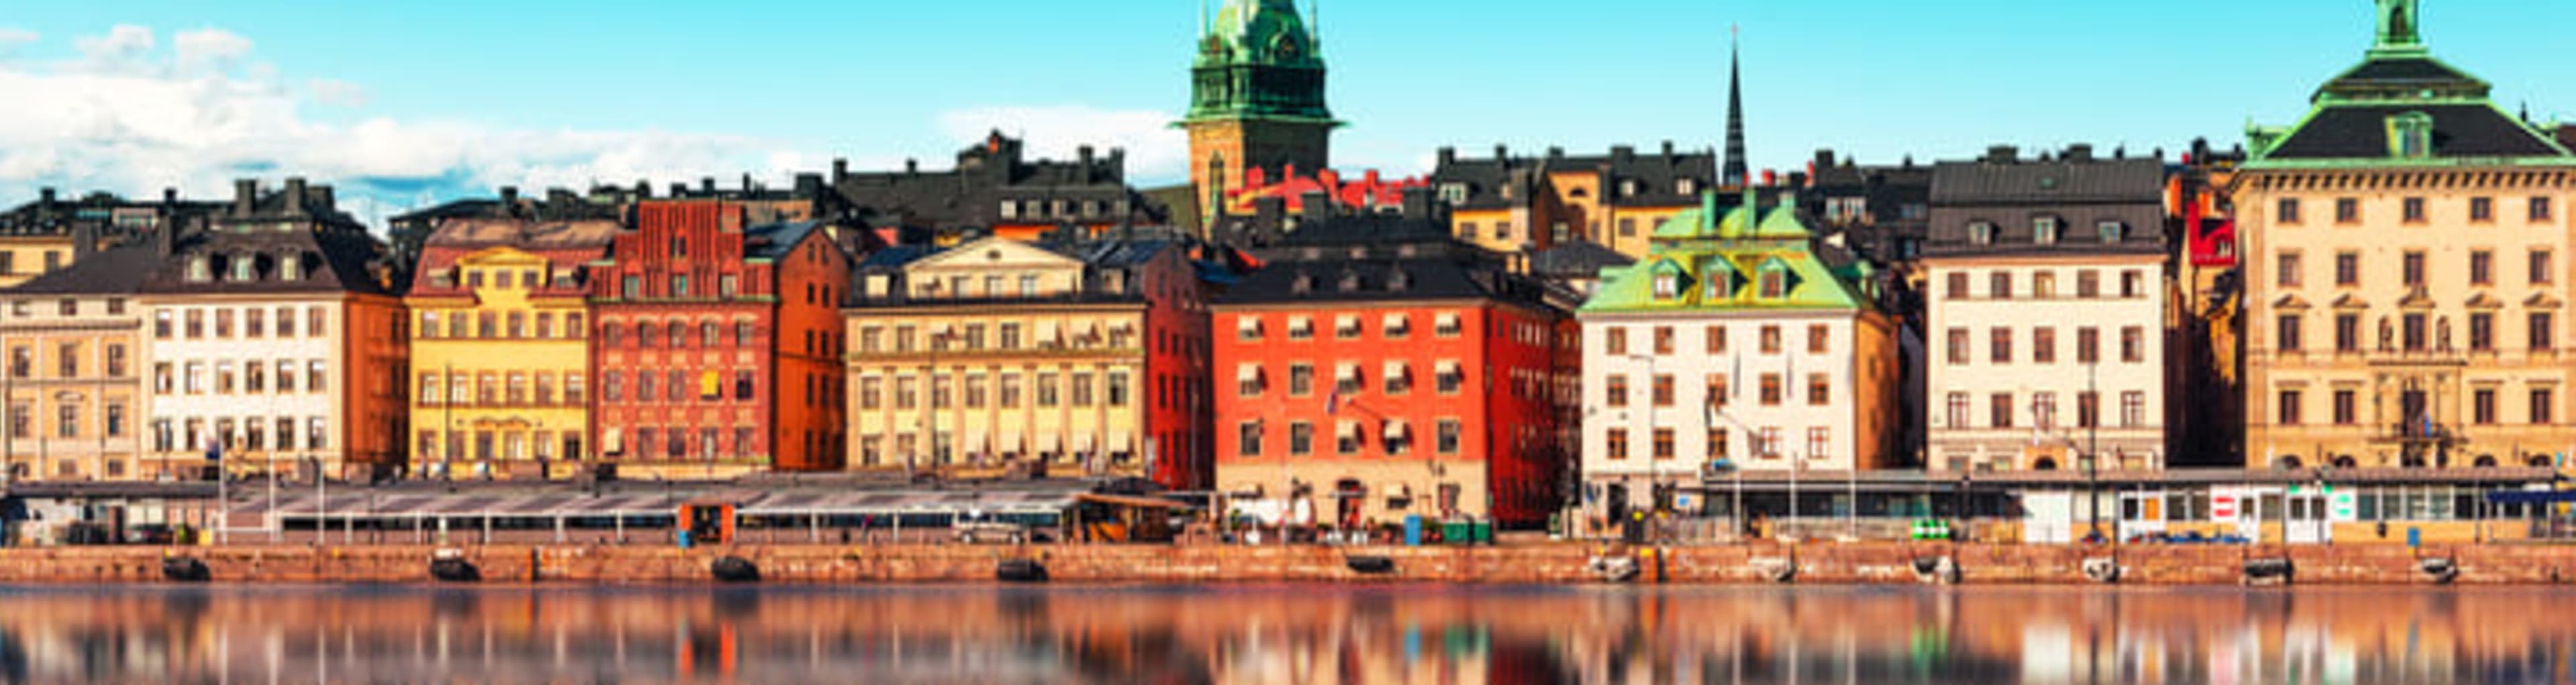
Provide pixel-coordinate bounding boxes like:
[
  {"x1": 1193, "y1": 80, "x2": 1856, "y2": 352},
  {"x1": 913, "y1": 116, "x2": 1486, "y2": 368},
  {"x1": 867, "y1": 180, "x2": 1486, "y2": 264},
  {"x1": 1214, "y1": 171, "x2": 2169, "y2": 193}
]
[
  {"x1": 845, "y1": 237, "x2": 1213, "y2": 487},
  {"x1": 1924, "y1": 148, "x2": 2171, "y2": 473},
  {"x1": 2240, "y1": 1, "x2": 2576, "y2": 470}
]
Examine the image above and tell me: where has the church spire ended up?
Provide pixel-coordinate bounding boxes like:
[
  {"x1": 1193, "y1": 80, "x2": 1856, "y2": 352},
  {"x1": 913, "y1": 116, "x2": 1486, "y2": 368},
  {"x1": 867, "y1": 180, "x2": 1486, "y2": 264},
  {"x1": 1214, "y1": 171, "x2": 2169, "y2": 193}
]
[{"x1": 1722, "y1": 27, "x2": 1749, "y2": 189}]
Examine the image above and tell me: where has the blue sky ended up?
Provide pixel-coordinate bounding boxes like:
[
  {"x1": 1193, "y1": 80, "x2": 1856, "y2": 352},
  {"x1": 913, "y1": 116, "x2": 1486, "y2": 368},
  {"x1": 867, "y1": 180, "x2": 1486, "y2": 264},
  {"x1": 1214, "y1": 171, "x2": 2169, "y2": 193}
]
[{"x1": 0, "y1": 1, "x2": 2570, "y2": 224}]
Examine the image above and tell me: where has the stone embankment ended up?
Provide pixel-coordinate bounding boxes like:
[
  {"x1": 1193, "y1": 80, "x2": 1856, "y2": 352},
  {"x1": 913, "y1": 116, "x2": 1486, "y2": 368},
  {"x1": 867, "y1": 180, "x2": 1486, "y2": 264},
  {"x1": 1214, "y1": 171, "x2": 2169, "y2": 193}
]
[{"x1": 0, "y1": 543, "x2": 2563, "y2": 586}]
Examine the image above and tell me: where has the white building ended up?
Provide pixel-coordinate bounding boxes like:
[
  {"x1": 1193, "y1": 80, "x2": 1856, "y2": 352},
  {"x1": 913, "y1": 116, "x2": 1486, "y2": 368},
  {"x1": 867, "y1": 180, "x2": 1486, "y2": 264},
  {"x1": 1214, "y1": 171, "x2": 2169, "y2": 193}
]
[
  {"x1": 1923, "y1": 146, "x2": 2169, "y2": 473},
  {"x1": 1578, "y1": 192, "x2": 1900, "y2": 527}
]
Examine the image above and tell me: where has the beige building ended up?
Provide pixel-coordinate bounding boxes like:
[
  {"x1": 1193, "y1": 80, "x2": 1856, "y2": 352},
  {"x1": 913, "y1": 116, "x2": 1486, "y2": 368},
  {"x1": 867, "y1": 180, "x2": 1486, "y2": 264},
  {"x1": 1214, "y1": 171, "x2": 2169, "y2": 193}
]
[
  {"x1": 2240, "y1": 1, "x2": 2576, "y2": 470},
  {"x1": 1924, "y1": 147, "x2": 2171, "y2": 473},
  {"x1": 844, "y1": 237, "x2": 1214, "y2": 488},
  {"x1": 0, "y1": 246, "x2": 154, "y2": 481}
]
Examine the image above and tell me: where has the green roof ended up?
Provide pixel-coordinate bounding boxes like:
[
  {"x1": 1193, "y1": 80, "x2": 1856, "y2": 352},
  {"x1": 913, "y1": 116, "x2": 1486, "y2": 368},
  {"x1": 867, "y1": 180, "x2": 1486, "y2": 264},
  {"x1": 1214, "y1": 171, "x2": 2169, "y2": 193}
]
[{"x1": 1586, "y1": 191, "x2": 1872, "y2": 315}]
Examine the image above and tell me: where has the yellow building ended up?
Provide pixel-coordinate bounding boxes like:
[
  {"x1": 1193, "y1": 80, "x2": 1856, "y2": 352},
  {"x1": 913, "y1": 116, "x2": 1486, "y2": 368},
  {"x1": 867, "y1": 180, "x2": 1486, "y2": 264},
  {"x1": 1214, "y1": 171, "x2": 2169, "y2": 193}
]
[
  {"x1": 405, "y1": 217, "x2": 616, "y2": 480},
  {"x1": 845, "y1": 236, "x2": 1214, "y2": 488},
  {"x1": 1429, "y1": 144, "x2": 1717, "y2": 260},
  {"x1": 2240, "y1": 1, "x2": 2576, "y2": 470},
  {"x1": 0, "y1": 246, "x2": 154, "y2": 481}
]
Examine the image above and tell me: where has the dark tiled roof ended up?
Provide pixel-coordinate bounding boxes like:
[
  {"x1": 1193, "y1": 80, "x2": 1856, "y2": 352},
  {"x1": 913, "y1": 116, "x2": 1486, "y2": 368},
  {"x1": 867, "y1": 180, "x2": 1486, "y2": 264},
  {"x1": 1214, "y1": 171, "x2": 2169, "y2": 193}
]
[
  {"x1": 423, "y1": 217, "x2": 623, "y2": 249},
  {"x1": 2263, "y1": 104, "x2": 2563, "y2": 160},
  {"x1": 1527, "y1": 240, "x2": 1633, "y2": 278},
  {"x1": 137, "y1": 227, "x2": 394, "y2": 297},
  {"x1": 1430, "y1": 146, "x2": 1717, "y2": 211},
  {"x1": 743, "y1": 221, "x2": 828, "y2": 260},
  {"x1": 856, "y1": 245, "x2": 934, "y2": 270},
  {"x1": 2335, "y1": 56, "x2": 2474, "y2": 83},
  {"x1": 1930, "y1": 156, "x2": 2165, "y2": 205},
  {"x1": 1, "y1": 244, "x2": 162, "y2": 295},
  {"x1": 829, "y1": 132, "x2": 1159, "y2": 234},
  {"x1": 1217, "y1": 256, "x2": 1545, "y2": 308}
]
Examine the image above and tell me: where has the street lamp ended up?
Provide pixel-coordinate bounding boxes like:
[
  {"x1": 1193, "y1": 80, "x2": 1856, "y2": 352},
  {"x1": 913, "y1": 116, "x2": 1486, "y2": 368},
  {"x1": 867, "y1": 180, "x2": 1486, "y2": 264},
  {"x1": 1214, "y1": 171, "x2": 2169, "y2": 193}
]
[{"x1": 1625, "y1": 353, "x2": 1662, "y2": 542}]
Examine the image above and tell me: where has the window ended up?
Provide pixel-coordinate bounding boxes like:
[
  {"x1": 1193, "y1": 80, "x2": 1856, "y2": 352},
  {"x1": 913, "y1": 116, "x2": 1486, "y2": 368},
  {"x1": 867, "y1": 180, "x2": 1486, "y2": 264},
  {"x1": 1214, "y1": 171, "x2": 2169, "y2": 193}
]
[
  {"x1": 1107, "y1": 372, "x2": 1130, "y2": 407},
  {"x1": 1807, "y1": 325, "x2": 1829, "y2": 354},
  {"x1": 2033, "y1": 217, "x2": 2060, "y2": 246},
  {"x1": 2034, "y1": 327, "x2": 2057, "y2": 363},
  {"x1": 1807, "y1": 374, "x2": 1829, "y2": 407},
  {"x1": 1237, "y1": 422, "x2": 1263, "y2": 457},
  {"x1": 1653, "y1": 326, "x2": 1675, "y2": 355},
  {"x1": 963, "y1": 374, "x2": 986, "y2": 408},
  {"x1": 1990, "y1": 272, "x2": 2013, "y2": 299},
  {"x1": 1653, "y1": 274, "x2": 1679, "y2": 299},
  {"x1": 1435, "y1": 313, "x2": 1462, "y2": 337},
  {"x1": 2532, "y1": 312, "x2": 2557, "y2": 352},
  {"x1": 1705, "y1": 325, "x2": 1727, "y2": 354},
  {"x1": 1652, "y1": 428, "x2": 1676, "y2": 461},
  {"x1": 1758, "y1": 270, "x2": 1786, "y2": 299},
  {"x1": 1968, "y1": 221, "x2": 1994, "y2": 246},
  {"x1": 2332, "y1": 390, "x2": 2357, "y2": 425},
  {"x1": 105, "y1": 344, "x2": 124, "y2": 378},
  {"x1": 1605, "y1": 328, "x2": 1627, "y2": 356},
  {"x1": 1946, "y1": 329, "x2": 1970, "y2": 364},
  {"x1": 1989, "y1": 328, "x2": 2013, "y2": 364},
  {"x1": 2277, "y1": 390, "x2": 2303, "y2": 425},
  {"x1": 1706, "y1": 374, "x2": 1729, "y2": 412},
  {"x1": 1990, "y1": 393, "x2": 2015, "y2": 429},
  {"x1": 2402, "y1": 251, "x2": 2426, "y2": 287},
  {"x1": 1287, "y1": 363, "x2": 1314, "y2": 397},
  {"x1": 2534, "y1": 197, "x2": 2556, "y2": 223},
  {"x1": 2276, "y1": 315, "x2": 2303, "y2": 352},
  {"x1": 1437, "y1": 362, "x2": 1464, "y2": 394},
  {"x1": 1707, "y1": 427, "x2": 1729, "y2": 462},
  {"x1": 2533, "y1": 250, "x2": 2556, "y2": 284},
  {"x1": 2467, "y1": 250, "x2": 2493, "y2": 286},
  {"x1": 2534, "y1": 388, "x2": 2557, "y2": 425},
  {"x1": 214, "y1": 309, "x2": 233, "y2": 337},
  {"x1": 2404, "y1": 313, "x2": 2428, "y2": 352},
  {"x1": 1606, "y1": 431, "x2": 1628, "y2": 461},
  {"x1": 2277, "y1": 253, "x2": 2302, "y2": 288},
  {"x1": 2123, "y1": 391, "x2": 2148, "y2": 427},
  {"x1": 2470, "y1": 313, "x2": 2495, "y2": 352},
  {"x1": 2335, "y1": 253, "x2": 2360, "y2": 287},
  {"x1": 1289, "y1": 422, "x2": 1314, "y2": 456},
  {"x1": 2335, "y1": 314, "x2": 2361, "y2": 353},
  {"x1": 1946, "y1": 392, "x2": 1970, "y2": 429},
  {"x1": 2402, "y1": 197, "x2": 2426, "y2": 223},
  {"x1": 2121, "y1": 327, "x2": 2145, "y2": 363},
  {"x1": 1756, "y1": 428, "x2": 1782, "y2": 459},
  {"x1": 1759, "y1": 374, "x2": 1783, "y2": 407},
  {"x1": 1651, "y1": 374, "x2": 1674, "y2": 407},
  {"x1": 307, "y1": 307, "x2": 325, "y2": 337},
  {"x1": 1386, "y1": 363, "x2": 1412, "y2": 395},
  {"x1": 2278, "y1": 198, "x2": 2302, "y2": 224},
  {"x1": 2033, "y1": 392, "x2": 2057, "y2": 429},
  {"x1": 1336, "y1": 421, "x2": 1362, "y2": 455},
  {"x1": 2077, "y1": 270, "x2": 2100, "y2": 299},
  {"x1": 2076, "y1": 391, "x2": 2100, "y2": 429},
  {"x1": 1606, "y1": 375, "x2": 1629, "y2": 408},
  {"x1": 2472, "y1": 197, "x2": 2495, "y2": 222},
  {"x1": 2335, "y1": 198, "x2": 2359, "y2": 223},
  {"x1": 1946, "y1": 272, "x2": 1969, "y2": 300},
  {"x1": 2475, "y1": 389, "x2": 2499, "y2": 425}
]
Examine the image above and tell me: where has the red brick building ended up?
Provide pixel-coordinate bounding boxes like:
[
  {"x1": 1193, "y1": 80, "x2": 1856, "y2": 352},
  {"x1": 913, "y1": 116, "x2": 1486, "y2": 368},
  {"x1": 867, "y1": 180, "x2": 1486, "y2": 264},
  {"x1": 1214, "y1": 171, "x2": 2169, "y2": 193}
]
[
  {"x1": 1214, "y1": 211, "x2": 1566, "y2": 529},
  {"x1": 589, "y1": 201, "x2": 851, "y2": 476}
]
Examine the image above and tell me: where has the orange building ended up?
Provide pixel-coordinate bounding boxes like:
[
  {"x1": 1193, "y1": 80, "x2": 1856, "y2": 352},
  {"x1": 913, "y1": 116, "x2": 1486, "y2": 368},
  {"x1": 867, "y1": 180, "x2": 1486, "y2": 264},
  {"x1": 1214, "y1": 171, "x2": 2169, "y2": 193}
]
[{"x1": 1428, "y1": 144, "x2": 1719, "y2": 259}]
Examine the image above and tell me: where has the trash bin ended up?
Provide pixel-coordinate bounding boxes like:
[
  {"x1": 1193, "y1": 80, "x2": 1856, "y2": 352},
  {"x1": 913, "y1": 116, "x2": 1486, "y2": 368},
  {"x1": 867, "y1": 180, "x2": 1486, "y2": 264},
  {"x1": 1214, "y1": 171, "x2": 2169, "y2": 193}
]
[
  {"x1": 1404, "y1": 516, "x2": 1424, "y2": 547},
  {"x1": 1443, "y1": 521, "x2": 1471, "y2": 545},
  {"x1": 678, "y1": 529, "x2": 694, "y2": 550},
  {"x1": 1471, "y1": 521, "x2": 1493, "y2": 545}
]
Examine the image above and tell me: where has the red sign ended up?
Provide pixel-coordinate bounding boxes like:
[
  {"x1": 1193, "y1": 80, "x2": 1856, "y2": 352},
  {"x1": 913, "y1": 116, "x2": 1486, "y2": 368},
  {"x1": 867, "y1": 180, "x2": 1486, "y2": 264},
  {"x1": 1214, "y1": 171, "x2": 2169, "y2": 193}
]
[{"x1": 2211, "y1": 493, "x2": 2239, "y2": 520}]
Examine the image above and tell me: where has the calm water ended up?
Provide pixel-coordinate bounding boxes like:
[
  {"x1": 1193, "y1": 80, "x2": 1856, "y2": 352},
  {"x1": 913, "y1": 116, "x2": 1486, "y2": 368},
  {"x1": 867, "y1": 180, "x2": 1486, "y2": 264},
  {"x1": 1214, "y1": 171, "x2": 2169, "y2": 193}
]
[{"x1": 0, "y1": 584, "x2": 2571, "y2": 684}]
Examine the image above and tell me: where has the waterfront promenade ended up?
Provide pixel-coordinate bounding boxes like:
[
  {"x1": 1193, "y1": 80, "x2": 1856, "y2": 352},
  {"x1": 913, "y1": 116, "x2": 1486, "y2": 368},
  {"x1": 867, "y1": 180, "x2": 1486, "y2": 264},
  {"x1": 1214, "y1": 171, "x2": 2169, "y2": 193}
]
[{"x1": 1, "y1": 540, "x2": 2568, "y2": 586}]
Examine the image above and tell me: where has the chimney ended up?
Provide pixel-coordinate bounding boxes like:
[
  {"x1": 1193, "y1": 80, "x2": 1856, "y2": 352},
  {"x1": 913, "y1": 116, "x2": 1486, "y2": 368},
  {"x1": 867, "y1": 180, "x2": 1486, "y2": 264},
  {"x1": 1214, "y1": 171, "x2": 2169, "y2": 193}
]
[
  {"x1": 831, "y1": 158, "x2": 850, "y2": 185},
  {"x1": 635, "y1": 180, "x2": 652, "y2": 199},
  {"x1": 1612, "y1": 146, "x2": 1635, "y2": 163},
  {"x1": 38, "y1": 187, "x2": 54, "y2": 207},
  {"x1": 71, "y1": 218, "x2": 96, "y2": 262},
  {"x1": 1493, "y1": 144, "x2": 1508, "y2": 160},
  {"x1": 905, "y1": 158, "x2": 919, "y2": 174},
  {"x1": 1986, "y1": 145, "x2": 2019, "y2": 163},
  {"x1": 1546, "y1": 146, "x2": 1564, "y2": 161},
  {"x1": 162, "y1": 188, "x2": 178, "y2": 207},
  {"x1": 498, "y1": 187, "x2": 520, "y2": 217},
  {"x1": 1436, "y1": 147, "x2": 1456, "y2": 167},
  {"x1": 795, "y1": 173, "x2": 824, "y2": 197},
  {"x1": 313, "y1": 185, "x2": 335, "y2": 212},
  {"x1": 1254, "y1": 195, "x2": 1286, "y2": 229},
  {"x1": 284, "y1": 177, "x2": 309, "y2": 216},
  {"x1": 1762, "y1": 169, "x2": 1778, "y2": 187},
  {"x1": 1661, "y1": 140, "x2": 1675, "y2": 158},
  {"x1": 1318, "y1": 168, "x2": 1340, "y2": 191},
  {"x1": 2065, "y1": 144, "x2": 2095, "y2": 162},
  {"x1": 232, "y1": 178, "x2": 258, "y2": 217},
  {"x1": 1078, "y1": 145, "x2": 1095, "y2": 168},
  {"x1": 1813, "y1": 149, "x2": 1836, "y2": 171},
  {"x1": 702, "y1": 177, "x2": 716, "y2": 194},
  {"x1": 670, "y1": 182, "x2": 688, "y2": 197}
]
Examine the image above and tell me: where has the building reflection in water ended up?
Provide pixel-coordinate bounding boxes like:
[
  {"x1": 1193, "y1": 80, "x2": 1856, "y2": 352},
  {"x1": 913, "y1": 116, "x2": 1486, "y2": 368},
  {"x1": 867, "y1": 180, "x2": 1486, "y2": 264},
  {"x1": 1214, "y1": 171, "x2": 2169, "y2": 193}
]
[{"x1": 0, "y1": 585, "x2": 2571, "y2": 684}]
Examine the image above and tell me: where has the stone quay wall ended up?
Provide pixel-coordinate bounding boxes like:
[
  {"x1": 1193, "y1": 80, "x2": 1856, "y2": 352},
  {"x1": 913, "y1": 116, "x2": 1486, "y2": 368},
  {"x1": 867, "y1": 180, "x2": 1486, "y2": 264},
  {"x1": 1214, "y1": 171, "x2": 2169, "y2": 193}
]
[{"x1": 0, "y1": 542, "x2": 2563, "y2": 586}]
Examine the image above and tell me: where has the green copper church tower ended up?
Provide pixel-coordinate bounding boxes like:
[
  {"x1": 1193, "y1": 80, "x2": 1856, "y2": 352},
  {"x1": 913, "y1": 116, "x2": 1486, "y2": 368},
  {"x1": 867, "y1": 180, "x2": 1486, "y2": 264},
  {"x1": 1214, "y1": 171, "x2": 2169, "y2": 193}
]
[{"x1": 1181, "y1": 0, "x2": 1340, "y2": 223}]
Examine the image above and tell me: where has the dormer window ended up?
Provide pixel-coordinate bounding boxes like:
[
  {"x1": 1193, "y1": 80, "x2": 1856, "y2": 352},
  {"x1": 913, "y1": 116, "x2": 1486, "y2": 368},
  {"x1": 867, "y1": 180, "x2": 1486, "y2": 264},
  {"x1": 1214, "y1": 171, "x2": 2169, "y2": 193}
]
[
  {"x1": 1758, "y1": 265, "x2": 1790, "y2": 299},
  {"x1": 2033, "y1": 217, "x2": 2061, "y2": 246},
  {"x1": 1291, "y1": 274, "x2": 1315, "y2": 295},
  {"x1": 1621, "y1": 180, "x2": 1639, "y2": 197},
  {"x1": 1676, "y1": 178, "x2": 1697, "y2": 195},
  {"x1": 1438, "y1": 184, "x2": 1467, "y2": 203},
  {"x1": 279, "y1": 252, "x2": 303, "y2": 280},
  {"x1": 1338, "y1": 272, "x2": 1362, "y2": 293},
  {"x1": 1968, "y1": 222, "x2": 1996, "y2": 246},
  {"x1": 2096, "y1": 221, "x2": 2126, "y2": 244},
  {"x1": 229, "y1": 255, "x2": 255, "y2": 282},
  {"x1": 186, "y1": 256, "x2": 210, "y2": 282},
  {"x1": 2390, "y1": 111, "x2": 2434, "y2": 158},
  {"x1": 1653, "y1": 273, "x2": 1680, "y2": 300}
]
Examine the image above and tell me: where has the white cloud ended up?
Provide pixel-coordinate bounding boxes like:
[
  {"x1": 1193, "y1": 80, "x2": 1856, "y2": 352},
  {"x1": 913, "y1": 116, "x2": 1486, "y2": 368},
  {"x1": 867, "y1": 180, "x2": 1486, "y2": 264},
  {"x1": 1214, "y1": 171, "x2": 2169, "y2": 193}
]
[
  {"x1": 305, "y1": 78, "x2": 368, "y2": 107},
  {"x1": 172, "y1": 28, "x2": 253, "y2": 74},
  {"x1": 0, "y1": 28, "x2": 37, "y2": 54},
  {"x1": 936, "y1": 105, "x2": 1186, "y2": 182},
  {"x1": 0, "y1": 25, "x2": 795, "y2": 229}
]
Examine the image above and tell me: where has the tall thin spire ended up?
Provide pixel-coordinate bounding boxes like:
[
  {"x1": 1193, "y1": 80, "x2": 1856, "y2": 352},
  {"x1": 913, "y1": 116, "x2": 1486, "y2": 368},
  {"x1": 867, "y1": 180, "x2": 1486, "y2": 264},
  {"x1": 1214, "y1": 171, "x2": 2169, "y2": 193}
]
[{"x1": 1722, "y1": 26, "x2": 1750, "y2": 189}]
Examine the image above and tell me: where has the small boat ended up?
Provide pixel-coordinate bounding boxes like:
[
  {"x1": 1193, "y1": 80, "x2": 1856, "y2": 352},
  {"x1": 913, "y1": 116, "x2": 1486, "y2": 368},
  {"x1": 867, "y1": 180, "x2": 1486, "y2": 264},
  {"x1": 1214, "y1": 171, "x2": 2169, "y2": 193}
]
[
  {"x1": 2081, "y1": 557, "x2": 2122, "y2": 584},
  {"x1": 160, "y1": 556, "x2": 211, "y2": 582},
  {"x1": 2242, "y1": 558, "x2": 2294, "y2": 586},
  {"x1": 1911, "y1": 556, "x2": 1960, "y2": 585},
  {"x1": 429, "y1": 549, "x2": 481, "y2": 583},
  {"x1": 1344, "y1": 555, "x2": 1397, "y2": 575},
  {"x1": 711, "y1": 556, "x2": 762, "y2": 583},
  {"x1": 996, "y1": 559, "x2": 1049, "y2": 583},
  {"x1": 2419, "y1": 557, "x2": 2459, "y2": 584}
]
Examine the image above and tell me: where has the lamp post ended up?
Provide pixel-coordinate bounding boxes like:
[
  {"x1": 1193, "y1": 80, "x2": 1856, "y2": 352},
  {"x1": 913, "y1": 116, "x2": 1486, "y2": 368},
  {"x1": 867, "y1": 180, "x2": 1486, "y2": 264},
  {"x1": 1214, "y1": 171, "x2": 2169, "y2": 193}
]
[
  {"x1": 1625, "y1": 354, "x2": 1662, "y2": 543},
  {"x1": 2086, "y1": 362, "x2": 2100, "y2": 545}
]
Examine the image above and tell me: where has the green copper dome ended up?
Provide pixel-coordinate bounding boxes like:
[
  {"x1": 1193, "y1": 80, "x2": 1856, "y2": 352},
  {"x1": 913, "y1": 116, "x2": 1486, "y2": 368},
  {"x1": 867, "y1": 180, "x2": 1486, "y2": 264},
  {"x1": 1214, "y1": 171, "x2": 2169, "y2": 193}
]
[{"x1": 1185, "y1": 0, "x2": 1334, "y2": 124}]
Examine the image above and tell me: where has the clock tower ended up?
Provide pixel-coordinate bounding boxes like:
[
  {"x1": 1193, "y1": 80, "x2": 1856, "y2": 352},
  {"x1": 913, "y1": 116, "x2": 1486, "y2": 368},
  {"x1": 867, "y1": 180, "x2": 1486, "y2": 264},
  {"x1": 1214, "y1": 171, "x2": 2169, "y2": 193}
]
[{"x1": 1181, "y1": 0, "x2": 1340, "y2": 225}]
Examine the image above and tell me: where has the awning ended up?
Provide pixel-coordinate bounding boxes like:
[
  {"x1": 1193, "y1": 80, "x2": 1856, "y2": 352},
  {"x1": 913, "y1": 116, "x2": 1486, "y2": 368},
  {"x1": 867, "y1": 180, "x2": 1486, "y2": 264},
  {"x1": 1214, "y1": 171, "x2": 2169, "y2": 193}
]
[
  {"x1": 1288, "y1": 317, "x2": 1313, "y2": 334},
  {"x1": 1236, "y1": 317, "x2": 1262, "y2": 335},
  {"x1": 1434, "y1": 313, "x2": 1460, "y2": 331},
  {"x1": 1077, "y1": 493, "x2": 1186, "y2": 510},
  {"x1": 1108, "y1": 431, "x2": 1134, "y2": 452},
  {"x1": 1382, "y1": 361, "x2": 1407, "y2": 380},
  {"x1": 1336, "y1": 363, "x2": 1360, "y2": 382},
  {"x1": 1383, "y1": 421, "x2": 1409, "y2": 441},
  {"x1": 1337, "y1": 421, "x2": 1361, "y2": 439},
  {"x1": 1381, "y1": 313, "x2": 1407, "y2": 331},
  {"x1": 602, "y1": 429, "x2": 624, "y2": 453},
  {"x1": 1334, "y1": 315, "x2": 1358, "y2": 332},
  {"x1": 1436, "y1": 360, "x2": 1462, "y2": 376},
  {"x1": 1237, "y1": 364, "x2": 1263, "y2": 382}
]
